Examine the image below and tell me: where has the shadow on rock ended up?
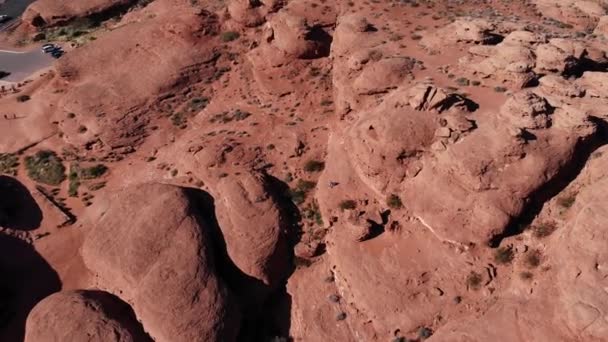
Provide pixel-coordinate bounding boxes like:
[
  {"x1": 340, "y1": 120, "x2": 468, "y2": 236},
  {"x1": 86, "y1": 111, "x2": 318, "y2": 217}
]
[
  {"x1": 186, "y1": 187, "x2": 295, "y2": 341},
  {"x1": 0, "y1": 176, "x2": 43, "y2": 231},
  {"x1": 81, "y1": 291, "x2": 154, "y2": 342},
  {"x1": 0, "y1": 234, "x2": 61, "y2": 341}
]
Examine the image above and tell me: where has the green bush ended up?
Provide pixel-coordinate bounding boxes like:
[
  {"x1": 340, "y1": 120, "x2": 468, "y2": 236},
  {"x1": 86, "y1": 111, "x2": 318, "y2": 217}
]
[
  {"x1": 387, "y1": 194, "x2": 403, "y2": 209},
  {"x1": 221, "y1": 31, "x2": 240, "y2": 42},
  {"x1": 0, "y1": 153, "x2": 19, "y2": 175},
  {"x1": 339, "y1": 200, "x2": 357, "y2": 211},
  {"x1": 303, "y1": 160, "x2": 325, "y2": 172},
  {"x1": 25, "y1": 150, "x2": 66, "y2": 185},
  {"x1": 494, "y1": 246, "x2": 514, "y2": 264},
  {"x1": 466, "y1": 271, "x2": 483, "y2": 290}
]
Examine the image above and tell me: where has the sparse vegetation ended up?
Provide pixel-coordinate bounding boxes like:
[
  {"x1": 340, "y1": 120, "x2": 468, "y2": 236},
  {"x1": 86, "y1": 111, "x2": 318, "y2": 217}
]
[
  {"x1": 289, "y1": 180, "x2": 316, "y2": 205},
  {"x1": 387, "y1": 194, "x2": 403, "y2": 209},
  {"x1": 25, "y1": 150, "x2": 66, "y2": 185},
  {"x1": 493, "y1": 86, "x2": 508, "y2": 93},
  {"x1": 221, "y1": 31, "x2": 240, "y2": 42},
  {"x1": 532, "y1": 221, "x2": 557, "y2": 238},
  {"x1": 68, "y1": 179, "x2": 80, "y2": 197},
  {"x1": 303, "y1": 200, "x2": 324, "y2": 226},
  {"x1": 525, "y1": 250, "x2": 542, "y2": 268},
  {"x1": 88, "y1": 182, "x2": 106, "y2": 191},
  {"x1": 79, "y1": 164, "x2": 108, "y2": 179},
  {"x1": 520, "y1": 271, "x2": 534, "y2": 281},
  {"x1": 557, "y1": 194, "x2": 576, "y2": 209},
  {"x1": 171, "y1": 112, "x2": 188, "y2": 128},
  {"x1": 209, "y1": 109, "x2": 251, "y2": 124},
  {"x1": 189, "y1": 97, "x2": 209, "y2": 111},
  {"x1": 339, "y1": 199, "x2": 357, "y2": 211},
  {"x1": 77, "y1": 125, "x2": 88, "y2": 133},
  {"x1": 17, "y1": 95, "x2": 31, "y2": 102},
  {"x1": 336, "y1": 312, "x2": 347, "y2": 321},
  {"x1": 0, "y1": 153, "x2": 19, "y2": 175},
  {"x1": 466, "y1": 271, "x2": 483, "y2": 290},
  {"x1": 67, "y1": 112, "x2": 76, "y2": 119},
  {"x1": 455, "y1": 77, "x2": 470, "y2": 86},
  {"x1": 303, "y1": 160, "x2": 325, "y2": 172},
  {"x1": 494, "y1": 246, "x2": 515, "y2": 264}
]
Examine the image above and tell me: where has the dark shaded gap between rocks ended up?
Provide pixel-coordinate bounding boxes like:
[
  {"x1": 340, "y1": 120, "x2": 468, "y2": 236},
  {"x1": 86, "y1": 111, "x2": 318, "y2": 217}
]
[
  {"x1": 0, "y1": 234, "x2": 61, "y2": 341},
  {"x1": 186, "y1": 180, "x2": 301, "y2": 342},
  {"x1": 489, "y1": 116, "x2": 608, "y2": 248}
]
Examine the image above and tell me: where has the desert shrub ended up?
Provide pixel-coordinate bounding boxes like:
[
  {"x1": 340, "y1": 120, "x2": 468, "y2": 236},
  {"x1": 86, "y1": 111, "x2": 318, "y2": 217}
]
[
  {"x1": 67, "y1": 112, "x2": 76, "y2": 119},
  {"x1": 557, "y1": 195, "x2": 576, "y2": 208},
  {"x1": 221, "y1": 31, "x2": 240, "y2": 42},
  {"x1": 339, "y1": 200, "x2": 357, "y2": 211},
  {"x1": 387, "y1": 194, "x2": 403, "y2": 209},
  {"x1": 466, "y1": 271, "x2": 483, "y2": 290},
  {"x1": 25, "y1": 150, "x2": 66, "y2": 185},
  {"x1": 494, "y1": 246, "x2": 515, "y2": 264},
  {"x1": 455, "y1": 77, "x2": 470, "y2": 86},
  {"x1": 520, "y1": 271, "x2": 533, "y2": 281},
  {"x1": 189, "y1": 97, "x2": 209, "y2": 111},
  {"x1": 303, "y1": 201, "x2": 323, "y2": 226},
  {"x1": 0, "y1": 154, "x2": 19, "y2": 175},
  {"x1": 532, "y1": 221, "x2": 557, "y2": 238},
  {"x1": 336, "y1": 312, "x2": 347, "y2": 321},
  {"x1": 68, "y1": 179, "x2": 80, "y2": 197},
  {"x1": 79, "y1": 164, "x2": 108, "y2": 179},
  {"x1": 16, "y1": 95, "x2": 30, "y2": 102},
  {"x1": 493, "y1": 86, "x2": 508, "y2": 93},
  {"x1": 303, "y1": 160, "x2": 325, "y2": 172},
  {"x1": 77, "y1": 125, "x2": 87, "y2": 133},
  {"x1": 289, "y1": 180, "x2": 316, "y2": 205},
  {"x1": 525, "y1": 250, "x2": 542, "y2": 268}
]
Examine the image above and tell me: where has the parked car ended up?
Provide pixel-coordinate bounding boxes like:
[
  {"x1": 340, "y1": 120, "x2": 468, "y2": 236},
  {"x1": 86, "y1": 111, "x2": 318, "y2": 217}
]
[
  {"x1": 42, "y1": 43, "x2": 57, "y2": 53},
  {"x1": 51, "y1": 50, "x2": 64, "y2": 59},
  {"x1": 0, "y1": 15, "x2": 11, "y2": 24}
]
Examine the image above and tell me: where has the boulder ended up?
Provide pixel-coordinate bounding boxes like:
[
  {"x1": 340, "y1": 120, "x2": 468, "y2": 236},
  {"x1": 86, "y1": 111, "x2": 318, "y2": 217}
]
[
  {"x1": 500, "y1": 91, "x2": 552, "y2": 129},
  {"x1": 81, "y1": 183, "x2": 240, "y2": 342},
  {"x1": 25, "y1": 290, "x2": 151, "y2": 342},
  {"x1": 214, "y1": 172, "x2": 290, "y2": 304},
  {"x1": 595, "y1": 16, "x2": 608, "y2": 36},
  {"x1": 353, "y1": 57, "x2": 415, "y2": 95},
  {"x1": 267, "y1": 12, "x2": 330, "y2": 58}
]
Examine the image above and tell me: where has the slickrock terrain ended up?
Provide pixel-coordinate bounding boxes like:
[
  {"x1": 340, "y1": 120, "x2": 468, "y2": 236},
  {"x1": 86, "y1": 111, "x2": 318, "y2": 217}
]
[{"x1": 1, "y1": 0, "x2": 608, "y2": 341}]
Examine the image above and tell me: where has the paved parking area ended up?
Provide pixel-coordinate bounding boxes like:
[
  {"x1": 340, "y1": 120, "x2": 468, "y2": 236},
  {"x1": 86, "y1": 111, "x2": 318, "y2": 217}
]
[{"x1": 0, "y1": 49, "x2": 53, "y2": 82}]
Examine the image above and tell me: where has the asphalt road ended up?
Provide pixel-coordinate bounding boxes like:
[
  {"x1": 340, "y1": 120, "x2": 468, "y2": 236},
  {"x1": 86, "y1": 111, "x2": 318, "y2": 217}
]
[
  {"x1": 0, "y1": 0, "x2": 36, "y2": 32},
  {"x1": 0, "y1": 49, "x2": 53, "y2": 82},
  {"x1": 0, "y1": 0, "x2": 36, "y2": 17},
  {"x1": 0, "y1": 0, "x2": 53, "y2": 82}
]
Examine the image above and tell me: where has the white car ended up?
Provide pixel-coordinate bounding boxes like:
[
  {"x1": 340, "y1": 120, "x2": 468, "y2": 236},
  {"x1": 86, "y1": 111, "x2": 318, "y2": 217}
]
[
  {"x1": 42, "y1": 44, "x2": 58, "y2": 53},
  {"x1": 0, "y1": 15, "x2": 11, "y2": 24}
]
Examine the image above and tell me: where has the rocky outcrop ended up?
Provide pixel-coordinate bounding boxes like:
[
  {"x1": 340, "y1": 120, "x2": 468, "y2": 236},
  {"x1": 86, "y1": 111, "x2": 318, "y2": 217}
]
[
  {"x1": 553, "y1": 177, "x2": 608, "y2": 339},
  {"x1": 25, "y1": 290, "x2": 151, "y2": 342},
  {"x1": 23, "y1": 0, "x2": 136, "y2": 28},
  {"x1": 228, "y1": 0, "x2": 283, "y2": 27},
  {"x1": 265, "y1": 12, "x2": 331, "y2": 58},
  {"x1": 421, "y1": 18, "x2": 498, "y2": 50},
  {"x1": 81, "y1": 183, "x2": 240, "y2": 342}
]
